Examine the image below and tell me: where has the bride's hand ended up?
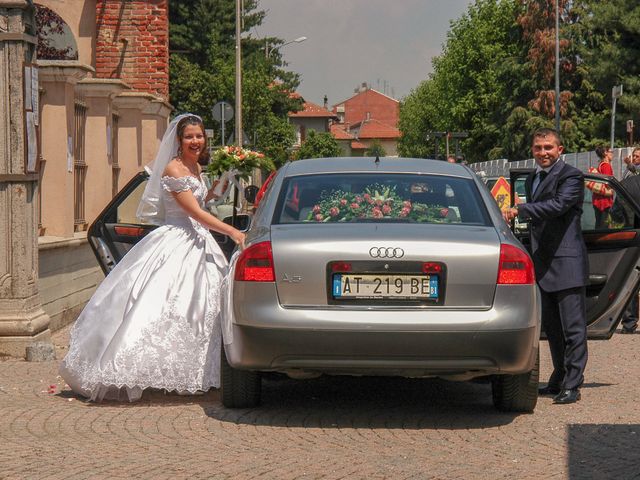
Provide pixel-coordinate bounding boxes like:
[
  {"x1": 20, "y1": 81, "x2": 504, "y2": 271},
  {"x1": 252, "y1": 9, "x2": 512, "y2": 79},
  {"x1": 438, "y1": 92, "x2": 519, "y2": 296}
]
[{"x1": 231, "y1": 230, "x2": 246, "y2": 250}]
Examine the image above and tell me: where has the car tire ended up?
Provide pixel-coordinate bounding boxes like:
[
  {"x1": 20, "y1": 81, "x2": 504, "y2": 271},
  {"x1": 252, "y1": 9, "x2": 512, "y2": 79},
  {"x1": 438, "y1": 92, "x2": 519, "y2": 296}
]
[
  {"x1": 220, "y1": 344, "x2": 262, "y2": 408},
  {"x1": 491, "y1": 348, "x2": 539, "y2": 413}
]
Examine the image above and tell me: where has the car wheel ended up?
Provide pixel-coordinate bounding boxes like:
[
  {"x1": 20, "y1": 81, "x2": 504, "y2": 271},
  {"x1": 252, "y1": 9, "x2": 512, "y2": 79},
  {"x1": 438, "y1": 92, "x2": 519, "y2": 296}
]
[
  {"x1": 220, "y1": 344, "x2": 262, "y2": 408},
  {"x1": 491, "y1": 348, "x2": 539, "y2": 413}
]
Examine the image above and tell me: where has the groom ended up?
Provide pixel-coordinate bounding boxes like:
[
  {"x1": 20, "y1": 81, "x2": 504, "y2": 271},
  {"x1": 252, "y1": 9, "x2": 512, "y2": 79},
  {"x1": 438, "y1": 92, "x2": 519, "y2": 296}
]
[{"x1": 503, "y1": 128, "x2": 589, "y2": 405}]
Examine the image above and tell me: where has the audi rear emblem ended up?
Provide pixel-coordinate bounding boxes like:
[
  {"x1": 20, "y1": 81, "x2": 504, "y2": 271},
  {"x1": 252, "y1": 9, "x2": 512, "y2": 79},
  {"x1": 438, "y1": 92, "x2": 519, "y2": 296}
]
[{"x1": 369, "y1": 247, "x2": 404, "y2": 258}]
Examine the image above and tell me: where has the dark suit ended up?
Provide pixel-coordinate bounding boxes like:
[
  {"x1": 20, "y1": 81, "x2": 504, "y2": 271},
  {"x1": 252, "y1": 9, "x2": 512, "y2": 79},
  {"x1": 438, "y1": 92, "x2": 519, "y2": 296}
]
[{"x1": 518, "y1": 160, "x2": 589, "y2": 390}]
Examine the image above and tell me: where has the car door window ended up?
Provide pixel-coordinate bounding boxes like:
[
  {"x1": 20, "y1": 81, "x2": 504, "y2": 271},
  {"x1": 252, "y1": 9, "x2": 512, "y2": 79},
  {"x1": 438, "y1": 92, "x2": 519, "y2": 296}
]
[
  {"x1": 115, "y1": 179, "x2": 148, "y2": 224},
  {"x1": 582, "y1": 178, "x2": 635, "y2": 231}
]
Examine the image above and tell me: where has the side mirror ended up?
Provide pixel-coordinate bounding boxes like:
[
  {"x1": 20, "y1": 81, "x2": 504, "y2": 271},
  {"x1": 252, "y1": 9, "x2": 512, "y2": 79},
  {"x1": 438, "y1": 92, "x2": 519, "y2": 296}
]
[
  {"x1": 244, "y1": 185, "x2": 259, "y2": 204},
  {"x1": 222, "y1": 213, "x2": 251, "y2": 232}
]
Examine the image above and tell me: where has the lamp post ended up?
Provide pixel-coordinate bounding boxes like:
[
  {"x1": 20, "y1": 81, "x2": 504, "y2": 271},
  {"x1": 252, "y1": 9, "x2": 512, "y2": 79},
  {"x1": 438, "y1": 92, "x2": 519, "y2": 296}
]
[
  {"x1": 265, "y1": 36, "x2": 307, "y2": 58},
  {"x1": 611, "y1": 84, "x2": 624, "y2": 149},
  {"x1": 235, "y1": 0, "x2": 242, "y2": 148},
  {"x1": 554, "y1": 0, "x2": 560, "y2": 132}
]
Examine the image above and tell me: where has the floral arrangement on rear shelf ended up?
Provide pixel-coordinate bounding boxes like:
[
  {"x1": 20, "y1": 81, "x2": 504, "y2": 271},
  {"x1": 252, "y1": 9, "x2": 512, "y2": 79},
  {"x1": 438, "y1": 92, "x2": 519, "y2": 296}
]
[
  {"x1": 207, "y1": 145, "x2": 275, "y2": 180},
  {"x1": 306, "y1": 184, "x2": 455, "y2": 223}
]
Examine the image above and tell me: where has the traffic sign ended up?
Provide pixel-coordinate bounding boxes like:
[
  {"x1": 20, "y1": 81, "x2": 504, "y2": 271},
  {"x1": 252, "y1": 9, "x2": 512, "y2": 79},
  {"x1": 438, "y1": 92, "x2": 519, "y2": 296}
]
[
  {"x1": 490, "y1": 176, "x2": 511, "y2": 212},
  {"x1": 212, "y1": 101, "x2": 233, "y2": 122}
]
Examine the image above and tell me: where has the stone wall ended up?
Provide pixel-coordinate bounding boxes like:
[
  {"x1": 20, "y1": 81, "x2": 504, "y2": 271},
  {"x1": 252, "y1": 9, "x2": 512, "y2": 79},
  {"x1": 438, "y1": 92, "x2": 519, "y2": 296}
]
[{"x1": 38, "y1": 235, "x2": 103, "y2": 332}]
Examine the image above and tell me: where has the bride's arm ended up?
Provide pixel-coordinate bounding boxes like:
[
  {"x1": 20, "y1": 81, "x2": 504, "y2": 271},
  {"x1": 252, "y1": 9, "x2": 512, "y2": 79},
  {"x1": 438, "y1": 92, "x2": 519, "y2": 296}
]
[{"x1": 171, "y1": 189, "x2": 245, "y2": 247}]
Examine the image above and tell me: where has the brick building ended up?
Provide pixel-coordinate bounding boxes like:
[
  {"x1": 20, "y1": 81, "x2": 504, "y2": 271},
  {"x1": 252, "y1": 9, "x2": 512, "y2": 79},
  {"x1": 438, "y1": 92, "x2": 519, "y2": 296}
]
[{"x1": 331, "y1": 84, "x2": 401, "y2": 156}]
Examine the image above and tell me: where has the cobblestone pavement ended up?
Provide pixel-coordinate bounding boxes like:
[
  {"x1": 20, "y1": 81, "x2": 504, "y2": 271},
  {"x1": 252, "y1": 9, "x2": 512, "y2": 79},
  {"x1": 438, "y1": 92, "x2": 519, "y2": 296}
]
[{"x1": 1, "y1": 325, "x2": 639, "y2": 480}]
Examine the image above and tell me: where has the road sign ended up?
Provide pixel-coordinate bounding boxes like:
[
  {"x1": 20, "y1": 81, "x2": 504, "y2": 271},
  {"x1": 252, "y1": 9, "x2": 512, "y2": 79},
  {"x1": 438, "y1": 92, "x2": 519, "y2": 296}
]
[
  {"x1": 212, "y1": 101, "x2": 233, "y2": 122},
  {"x1": 226, "y1": 131, "x2": 251, "y2": 146},
  {"x1": 490, "y1": 176, "x2": 511, "y2": 212}
]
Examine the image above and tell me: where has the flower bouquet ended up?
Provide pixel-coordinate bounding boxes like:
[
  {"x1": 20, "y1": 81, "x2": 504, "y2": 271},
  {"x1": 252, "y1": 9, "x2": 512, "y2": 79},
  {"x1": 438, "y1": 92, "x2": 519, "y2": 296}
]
[
  {"x1": 306, "y1": 184, "x2": 455, "y2": 223},
  {"x1": 206, "y1": 145, "x2": 275, "y2": 180}
]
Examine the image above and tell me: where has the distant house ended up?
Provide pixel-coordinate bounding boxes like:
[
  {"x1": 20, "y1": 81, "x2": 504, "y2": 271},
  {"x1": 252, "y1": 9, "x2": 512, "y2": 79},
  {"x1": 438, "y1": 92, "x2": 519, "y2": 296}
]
[
  {"x1": 288, "y1": 94, "x2": 337, "y2": 147},
  {"x1": 331, "y1": 84, "x2": 400, "y2": 156},
  {"x1": 329, "y1": 123, "x2": 356, "y2": 156},
  {"x1": 349, "y1": 117, "x2": 401, "y2": 156}
]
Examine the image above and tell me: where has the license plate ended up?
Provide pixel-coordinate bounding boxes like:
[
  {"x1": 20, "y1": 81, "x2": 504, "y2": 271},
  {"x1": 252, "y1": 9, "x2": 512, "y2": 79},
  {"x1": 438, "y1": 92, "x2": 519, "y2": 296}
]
[{"x1": 332, "y1": 273, "x2": 439, "y2": 300}]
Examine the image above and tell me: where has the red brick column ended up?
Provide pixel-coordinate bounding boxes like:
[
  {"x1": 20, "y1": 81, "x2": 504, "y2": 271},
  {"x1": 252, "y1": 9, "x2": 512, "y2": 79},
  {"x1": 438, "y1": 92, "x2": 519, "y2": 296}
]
[{"x1": 95, "y1": 0, "x2": 168, "y2": 99}]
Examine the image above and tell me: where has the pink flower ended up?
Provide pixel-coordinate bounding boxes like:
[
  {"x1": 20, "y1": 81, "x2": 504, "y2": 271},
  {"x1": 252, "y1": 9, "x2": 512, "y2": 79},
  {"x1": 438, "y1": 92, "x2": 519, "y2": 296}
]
[
  {"x1": 403, "y1": 200, "x2": 412, "y2": 208},
  {"x1": 355, "y1": 196, "x2": 363, "y2": 203},
  {"x1": 350, "y1": 202, "x2": 360, "y2": 210},
  {"x1": 399, "y1": 207, "x2": 410, "y2": 217},
  {"x1": 382, "y1": 204, "x2": 392, "y2": 215},
  {"x1": 364, "y1": 193, "x2": 373, "y2": 204},
  {"x1": 372, "y1": 207, "x2": 383, "y2": 218},
  {"x1": 315, "y1": 214, "x2": 324, "y2": 221},
  {"x1": 440, "y1": 208, "x2": 449, "y2": 218},
  {"x1": 329, "y1": 207, "x2": 340, "y2": 217},
  {"x1": 312, "y1": 205, "x2": 321, "y2": 214},
  {"x1": 340, "y1": 198, "x2": 347, "y2": 206}
]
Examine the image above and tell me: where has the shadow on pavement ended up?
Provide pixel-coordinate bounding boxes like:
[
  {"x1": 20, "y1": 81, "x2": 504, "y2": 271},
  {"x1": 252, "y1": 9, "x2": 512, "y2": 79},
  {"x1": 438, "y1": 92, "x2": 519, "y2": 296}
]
[
  {"x1": 204, "y1": 374, "x2": 522, "y2": 430},
  {"x1": 568, "y1": 424, "x2": 640, "y2": 479}
]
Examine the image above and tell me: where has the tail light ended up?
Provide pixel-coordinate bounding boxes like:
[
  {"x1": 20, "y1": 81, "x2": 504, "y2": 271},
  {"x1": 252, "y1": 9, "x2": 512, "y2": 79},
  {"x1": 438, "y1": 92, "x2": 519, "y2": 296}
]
[
  {"x1": 497, "y1": 244, "x2": 535, "y2": 285},
  {"x1": 235, "y1": 241, "x2": 275, "y2": 282}
]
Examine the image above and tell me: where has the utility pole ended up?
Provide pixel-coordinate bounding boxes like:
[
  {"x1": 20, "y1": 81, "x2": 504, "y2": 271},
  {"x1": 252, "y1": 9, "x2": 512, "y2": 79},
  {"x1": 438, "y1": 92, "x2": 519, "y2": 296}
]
[
  {"x1": 611, "y1": 84, "x2": 623, "y2": 149},
  {"x1": 235, "y1": 0, "x2": 242, "y2": 148}
]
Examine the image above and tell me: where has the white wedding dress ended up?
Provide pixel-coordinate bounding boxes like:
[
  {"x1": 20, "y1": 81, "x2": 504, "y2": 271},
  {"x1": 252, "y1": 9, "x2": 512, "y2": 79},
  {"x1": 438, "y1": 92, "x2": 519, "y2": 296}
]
[{"x1": 59, "y1": 175, "x2": 228, "y2": 402}]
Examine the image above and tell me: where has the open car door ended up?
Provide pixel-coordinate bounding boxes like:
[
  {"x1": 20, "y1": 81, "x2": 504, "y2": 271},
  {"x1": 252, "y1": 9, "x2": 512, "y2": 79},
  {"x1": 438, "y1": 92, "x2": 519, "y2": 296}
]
[
  {"x1": 88, "y1": 172, "x2": 251, "y2": 275},
  {"x1": 510, "y1": 168, "x2": 640, "y2": 339},
  {"x1": 88, "y1": 172, "x2": 156, "y2": 275}
]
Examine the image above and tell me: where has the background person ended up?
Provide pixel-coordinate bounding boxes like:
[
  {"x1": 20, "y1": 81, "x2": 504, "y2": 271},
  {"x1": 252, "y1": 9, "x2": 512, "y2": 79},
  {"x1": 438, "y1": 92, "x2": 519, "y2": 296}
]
[
  {"x1": 503, "y1": 128, "x2": 589, "y2": 405},
  {"x1": 622, "y1": 147, "x2": 640, "y2": 179},
  {"x1": 593, "y1": 145, "x2": 614, "y2": 229}
]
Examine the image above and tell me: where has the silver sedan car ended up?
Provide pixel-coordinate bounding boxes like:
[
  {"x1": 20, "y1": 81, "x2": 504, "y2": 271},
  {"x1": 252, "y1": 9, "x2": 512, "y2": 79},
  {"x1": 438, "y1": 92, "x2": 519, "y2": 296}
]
[
  {"x1": 91, "y1": 157, "x2": 640, "y2": 413},
  {"x1": 222, "y1": 158, "x2": 540, "y2": 412}
]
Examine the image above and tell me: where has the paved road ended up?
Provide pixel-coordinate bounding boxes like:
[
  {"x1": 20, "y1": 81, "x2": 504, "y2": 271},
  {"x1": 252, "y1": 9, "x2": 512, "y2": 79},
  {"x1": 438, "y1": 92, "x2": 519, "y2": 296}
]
[{"x1": 1, "y1": 325, "x2": 639, "y2": 480}]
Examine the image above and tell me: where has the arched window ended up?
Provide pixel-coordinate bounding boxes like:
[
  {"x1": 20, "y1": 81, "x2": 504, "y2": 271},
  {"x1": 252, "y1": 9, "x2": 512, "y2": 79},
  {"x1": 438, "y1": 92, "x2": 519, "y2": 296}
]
[{"x1": 35, "y1": 4, "x2": 78, "y2": 60}]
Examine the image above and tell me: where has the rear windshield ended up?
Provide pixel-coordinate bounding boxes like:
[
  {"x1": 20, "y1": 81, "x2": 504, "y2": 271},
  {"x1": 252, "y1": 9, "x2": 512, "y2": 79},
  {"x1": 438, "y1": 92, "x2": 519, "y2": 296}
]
[{"x1": 273, "y1": 173, "x2": 491, "y2": 225}]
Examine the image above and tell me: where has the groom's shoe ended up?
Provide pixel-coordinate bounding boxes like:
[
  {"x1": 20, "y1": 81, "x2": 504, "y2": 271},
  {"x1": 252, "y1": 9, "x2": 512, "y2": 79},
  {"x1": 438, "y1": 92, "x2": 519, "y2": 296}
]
[
  {"x1": 538, "y1": 385, "x2": 561, "y2": 396},
  {"x1": 553, "y1": 388, "x2": 581, "y2": 404}
]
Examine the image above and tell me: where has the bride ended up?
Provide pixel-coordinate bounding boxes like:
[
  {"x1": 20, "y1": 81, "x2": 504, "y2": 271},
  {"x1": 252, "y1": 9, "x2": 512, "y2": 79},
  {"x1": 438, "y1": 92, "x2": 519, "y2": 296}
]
[{"x1": 59, "y1": 114, "x2": 245, "y2": 402}]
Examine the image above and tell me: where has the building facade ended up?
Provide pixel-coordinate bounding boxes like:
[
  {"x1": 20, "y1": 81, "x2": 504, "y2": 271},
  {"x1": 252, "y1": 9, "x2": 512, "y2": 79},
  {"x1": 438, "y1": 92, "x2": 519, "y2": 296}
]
[{"x1": 0, "y1": 0, "x2": 171, "y2": 356}]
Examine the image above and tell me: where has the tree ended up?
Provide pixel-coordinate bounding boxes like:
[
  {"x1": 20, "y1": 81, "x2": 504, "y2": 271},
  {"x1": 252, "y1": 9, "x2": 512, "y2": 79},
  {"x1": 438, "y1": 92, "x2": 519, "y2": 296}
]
[
  {"x1": 398, "y1": 0, "x2": 640, "y2": 161},
  {"x1": 571, "y1": 0, "x2": 640, "y2": 147},
  {"x1": 295, "y1": 131, "x2": 341, "y2": 160},
  {"x1": 365, "y1": 139, "x2": 386, "y2": 157},
  {"x1": 169, "y1": 1, "x2": 302, "y2": 156},
  {"x1": 398, "y1": 0, "x2": 523, "y2": 162}
]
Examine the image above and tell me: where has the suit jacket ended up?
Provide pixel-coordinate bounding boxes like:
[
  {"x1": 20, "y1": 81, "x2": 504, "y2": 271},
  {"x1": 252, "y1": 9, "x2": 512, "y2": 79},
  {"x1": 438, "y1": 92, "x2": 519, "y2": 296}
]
[{"x1": 518, "y1": 160, "x2": 589, "y2": 292}]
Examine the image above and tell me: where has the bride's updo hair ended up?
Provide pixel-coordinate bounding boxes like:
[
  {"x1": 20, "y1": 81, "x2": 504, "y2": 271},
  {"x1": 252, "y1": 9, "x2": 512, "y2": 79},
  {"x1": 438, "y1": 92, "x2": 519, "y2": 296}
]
[{"x1": 176, "y1": 115, "x2": 209, "y2": 165}]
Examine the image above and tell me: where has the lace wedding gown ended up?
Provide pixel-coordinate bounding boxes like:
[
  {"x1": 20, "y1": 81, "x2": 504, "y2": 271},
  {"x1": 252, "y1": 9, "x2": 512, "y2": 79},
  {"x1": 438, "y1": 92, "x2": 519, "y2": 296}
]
[{"x1": 59, "y1": 175, "x2": 228, "y2": 402}]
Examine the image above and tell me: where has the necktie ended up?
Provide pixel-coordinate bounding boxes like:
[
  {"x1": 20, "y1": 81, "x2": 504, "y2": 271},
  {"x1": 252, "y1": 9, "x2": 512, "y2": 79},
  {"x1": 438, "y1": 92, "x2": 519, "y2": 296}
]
[{"x1": 534, "y1": 171, "x2": 547, "y2": 194}]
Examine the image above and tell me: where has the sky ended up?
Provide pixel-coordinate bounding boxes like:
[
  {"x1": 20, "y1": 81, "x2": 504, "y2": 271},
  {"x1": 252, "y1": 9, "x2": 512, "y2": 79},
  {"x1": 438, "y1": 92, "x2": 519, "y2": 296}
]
[{"x1": 254, "y1": 0, "x2": 474, "y2": 107}]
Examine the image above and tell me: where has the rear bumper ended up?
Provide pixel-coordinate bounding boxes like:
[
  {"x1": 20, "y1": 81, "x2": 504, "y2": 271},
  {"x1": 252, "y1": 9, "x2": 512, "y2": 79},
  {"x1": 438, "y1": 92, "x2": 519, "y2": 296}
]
[
  {"x1": 225, "y1": 325, "x2": 539, "y2": 378},
  {"x1": 223, "y1": 282, "x2": 540, "y2": 378}
]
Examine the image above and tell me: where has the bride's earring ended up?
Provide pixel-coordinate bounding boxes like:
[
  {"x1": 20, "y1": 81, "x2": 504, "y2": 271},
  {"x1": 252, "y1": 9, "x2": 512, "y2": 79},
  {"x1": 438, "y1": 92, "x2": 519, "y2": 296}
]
[{"x1": 177, "y1": 146, "x2": 183, "y2": 158}]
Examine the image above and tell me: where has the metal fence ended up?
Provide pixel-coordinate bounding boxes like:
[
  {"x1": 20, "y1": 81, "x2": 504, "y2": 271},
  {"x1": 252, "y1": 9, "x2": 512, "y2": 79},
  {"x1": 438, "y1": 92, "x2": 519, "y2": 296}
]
[
  {"x1": 73, "y1": 100, "x2": 88, "y2": 230},
  {"x1": 470, "y1": 147, "x2": 637, "y2": 180},
  {"x1": 111, "y1": 113, "x2": 120, "y2": 198}
]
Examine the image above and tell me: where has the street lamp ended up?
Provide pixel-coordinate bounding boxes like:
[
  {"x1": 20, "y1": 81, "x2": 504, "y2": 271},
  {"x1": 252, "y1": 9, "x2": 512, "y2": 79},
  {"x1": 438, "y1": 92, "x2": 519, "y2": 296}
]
[
  {"x1": 235, "y1": 0, "x2": 242, "y2": 148},
  {"x1": 265, "y1": 36, "x2": 307, "y2": 58},
  {"x1": 611, "y1": 84, "x2": 623, "y2": 149}
]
